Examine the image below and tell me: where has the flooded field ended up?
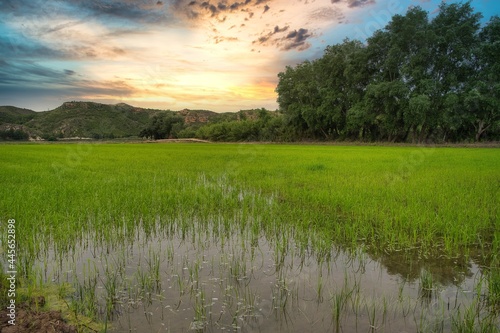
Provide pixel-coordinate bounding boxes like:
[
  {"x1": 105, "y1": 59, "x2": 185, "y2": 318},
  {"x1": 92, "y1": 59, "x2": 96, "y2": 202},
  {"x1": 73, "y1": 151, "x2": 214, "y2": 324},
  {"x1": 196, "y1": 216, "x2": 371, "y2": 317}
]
[
  {"x1": 1, "y1": 143, "x2": 499, "y2": 332},
  {"x1": 41, "y1": 219, "x2": 497, "y2": 332}
]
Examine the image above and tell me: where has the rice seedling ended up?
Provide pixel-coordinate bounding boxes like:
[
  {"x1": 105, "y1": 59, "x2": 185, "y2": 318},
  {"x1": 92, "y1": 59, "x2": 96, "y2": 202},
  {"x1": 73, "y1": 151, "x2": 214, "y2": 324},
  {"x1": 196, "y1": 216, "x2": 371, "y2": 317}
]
[
  {"x1": 72, "y1": 275, "x2": 99, "y2": 320},
  {"x1": 331, "y1": 289, "x2": 350, "y2": 332},
  {"x1": 366, "y1": 302, "x2": 378, "y2": 333},
  {"x1": 419, "y1": 268, "x2": 436, "y2": 300},
  {"x1": 0, "y1": 143, "x2": 498, "y2": 332},
  {"x1": 145, "y1": 248, "x2": 162, "y2": 292},
  {"x1": 101, "y1": 265, "x2": 120, "y2": 320},
  {"x1": 486, "y1": 256, "x2": 500, "y2": 311},
  {"x1": 191, "y1": 288, "x2": 207, "y2": 331}
]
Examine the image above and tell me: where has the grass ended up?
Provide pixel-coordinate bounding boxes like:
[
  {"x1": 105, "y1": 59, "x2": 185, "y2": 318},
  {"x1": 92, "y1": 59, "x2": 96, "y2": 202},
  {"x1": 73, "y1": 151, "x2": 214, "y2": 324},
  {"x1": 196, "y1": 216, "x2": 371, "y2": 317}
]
[
  {"x1": 419, "y1": 268, "x2": 436, "y2": 299},
  {"x1": 0, "y1": 142, "x2": 499, "y2": 331},
  {"x1": 2, "y1": 143, "x2": 497, "y2": 258},
  {"x1": 487, "y1": 256, "x2": 500, "y2": 311}
]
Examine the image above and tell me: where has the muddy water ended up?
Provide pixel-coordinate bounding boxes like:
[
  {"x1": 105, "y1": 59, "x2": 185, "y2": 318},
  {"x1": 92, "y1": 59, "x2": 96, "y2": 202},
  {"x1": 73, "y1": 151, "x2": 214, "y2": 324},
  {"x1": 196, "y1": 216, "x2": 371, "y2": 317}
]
[{"x1": 38, "y1": 222, "x2": 497, "y2": 333}]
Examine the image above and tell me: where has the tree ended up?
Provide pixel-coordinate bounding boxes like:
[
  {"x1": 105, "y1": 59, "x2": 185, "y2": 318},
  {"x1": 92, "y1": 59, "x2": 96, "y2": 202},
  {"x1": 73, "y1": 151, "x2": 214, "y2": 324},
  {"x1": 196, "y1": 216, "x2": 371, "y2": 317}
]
[
  {"x1": 428, "y1": 1, "x2": 482, "y2": 140},
  {"x1": 0, "y1": 129, "x2": 29, "y2": 140},
  {"x1": 315, "y1": 40, "x2": 367, "y2": 139},
  {"x1": 274, "y1": 2, "x2": 499, "y2": 142},
  {"x1": 139, "y1": 113, "x2": 184, "y2": 140},
  {"x1": 463, "y1": 16, "x2": 500, "y2": 141},
  {"x1": 276, "y1": 61, "x2": 319, "y2": 138},
  {"x1": 363, "y1": 6, "x2": 436, "y2": 142},
  {"x1": 276, "y1": 40, "x2": 366, "y2": 140}
]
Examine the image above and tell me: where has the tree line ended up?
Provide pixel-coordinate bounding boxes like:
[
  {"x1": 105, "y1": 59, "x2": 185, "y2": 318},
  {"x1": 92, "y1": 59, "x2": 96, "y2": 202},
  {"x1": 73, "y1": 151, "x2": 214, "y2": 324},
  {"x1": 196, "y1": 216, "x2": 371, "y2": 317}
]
[
  {"x1": 0, "y1": 129, "x2": 29, "y2": 141},
  {"x1": 139, "y1": 2, "x2": 499, "y2": 143},
  {"x1": 276, "y1": 2, "x2": 500, "y2": 142},
  {"x1": 139, "y1": 109, "x2": 294, "y2": 142}
]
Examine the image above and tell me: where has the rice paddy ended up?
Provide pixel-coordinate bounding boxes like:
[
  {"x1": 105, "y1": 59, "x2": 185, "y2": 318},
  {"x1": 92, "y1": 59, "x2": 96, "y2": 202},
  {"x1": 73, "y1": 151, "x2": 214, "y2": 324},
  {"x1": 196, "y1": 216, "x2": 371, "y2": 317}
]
[{"x1": 0, "y1": 143, "x2": 499, "y2": 332}]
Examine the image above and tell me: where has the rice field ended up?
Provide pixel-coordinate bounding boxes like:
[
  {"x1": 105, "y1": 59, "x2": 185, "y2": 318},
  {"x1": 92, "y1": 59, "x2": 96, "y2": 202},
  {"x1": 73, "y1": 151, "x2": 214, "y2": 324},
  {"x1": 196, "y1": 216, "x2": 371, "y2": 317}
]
[{"x1": 0, "y1": 143, "x2": 499, "y2": 332}]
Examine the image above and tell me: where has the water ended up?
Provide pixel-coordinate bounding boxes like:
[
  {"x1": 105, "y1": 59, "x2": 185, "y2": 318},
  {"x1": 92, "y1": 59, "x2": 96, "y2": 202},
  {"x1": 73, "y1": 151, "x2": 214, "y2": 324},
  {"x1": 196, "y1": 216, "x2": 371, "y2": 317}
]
[{"x1": 33, "y1": 219, "x2": 498, "y2": 332}]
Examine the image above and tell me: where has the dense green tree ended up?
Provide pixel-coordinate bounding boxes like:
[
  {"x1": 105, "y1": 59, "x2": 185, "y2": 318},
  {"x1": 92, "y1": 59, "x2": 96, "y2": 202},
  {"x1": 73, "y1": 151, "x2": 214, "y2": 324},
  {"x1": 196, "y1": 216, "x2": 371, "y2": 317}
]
[
  {"x1": 192, "y1": 109, "x2": 287, "y2": 142},
  {"x1": 383, "y1": 7, "x2": 433, "y2": 142},
  {"x1": 276, "y1": 61, "x2": 319, "y2": 138},
  {"x1": 464, "y1": 16, "x2": 500, "y2": 141},
  {"x1": 315, "y1": 40, "x2": 367, "y2": 139},
  {"x1": 428, "y1": 1, "x2": 482, "y2": 141},
  {"x1": 139, "y1": 113, "x2": 184, "y2": 140},
  {"x1": 0, "y1": 129, "x2": 29, "y2": 140},
  {"x1": 276, "y1": 40, "x2": 367, "y2": 139},
  {"x1": 275, "y1": 2, "x2": 499, "y2": 142}
]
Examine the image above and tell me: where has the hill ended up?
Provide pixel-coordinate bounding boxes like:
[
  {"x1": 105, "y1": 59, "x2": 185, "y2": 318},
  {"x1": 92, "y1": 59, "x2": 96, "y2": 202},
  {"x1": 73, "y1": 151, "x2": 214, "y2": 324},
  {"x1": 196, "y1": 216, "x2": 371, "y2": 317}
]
[
  {"x1": 0, "y1": 101, "x2": 269, "y2": 140},
  {"x1": 0, "y1": 106, "x2": 37, "y2": 124},
  {"x1": 26, "y1": 102, "x2": 160, "y2": 139}
]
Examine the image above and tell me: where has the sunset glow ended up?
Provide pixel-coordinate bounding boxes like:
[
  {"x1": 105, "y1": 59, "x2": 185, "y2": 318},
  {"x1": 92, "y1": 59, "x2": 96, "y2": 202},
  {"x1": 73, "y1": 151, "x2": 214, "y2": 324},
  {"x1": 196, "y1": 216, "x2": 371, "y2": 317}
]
[{"x1": 1, "y1": 0, "x2": 499, "y2": 112}]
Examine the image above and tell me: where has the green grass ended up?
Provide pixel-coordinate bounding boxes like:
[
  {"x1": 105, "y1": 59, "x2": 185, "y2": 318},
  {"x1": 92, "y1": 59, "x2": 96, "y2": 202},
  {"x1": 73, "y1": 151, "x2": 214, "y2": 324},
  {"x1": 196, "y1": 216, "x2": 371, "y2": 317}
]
[
  {"x1": 0, "y1": 143, "x2": 498, "y2": 258},
  {"x1": 0, "y1": 143, "x2": 499, "y2": 331},
  {"x1": 487, "y1": 256, "x2": 500, "y2": 311}
]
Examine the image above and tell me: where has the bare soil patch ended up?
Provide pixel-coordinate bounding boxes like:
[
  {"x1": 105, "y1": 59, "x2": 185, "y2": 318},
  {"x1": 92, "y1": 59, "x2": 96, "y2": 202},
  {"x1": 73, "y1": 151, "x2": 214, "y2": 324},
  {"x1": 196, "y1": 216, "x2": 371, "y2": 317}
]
[{"x1": 0, "y1": 300, "x2": 77, "y2": 333}]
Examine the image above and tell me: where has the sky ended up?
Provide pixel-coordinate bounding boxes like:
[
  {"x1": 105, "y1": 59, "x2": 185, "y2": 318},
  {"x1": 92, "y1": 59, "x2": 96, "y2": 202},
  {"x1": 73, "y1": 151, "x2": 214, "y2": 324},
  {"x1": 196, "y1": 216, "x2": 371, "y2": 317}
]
[{"x1": 1, "y1": 0, "x2": 499, "y2": 112}]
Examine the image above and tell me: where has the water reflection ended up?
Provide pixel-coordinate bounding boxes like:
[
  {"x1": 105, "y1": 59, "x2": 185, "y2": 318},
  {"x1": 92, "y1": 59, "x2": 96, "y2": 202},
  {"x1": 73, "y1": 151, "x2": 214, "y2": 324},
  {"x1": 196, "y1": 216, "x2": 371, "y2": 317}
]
[
  {"x1": 34, "y1": 220, "x2": 498, "y2": 332},
  {"x1": 368, "y1": 250, "x2": 474, "y2": 286}
]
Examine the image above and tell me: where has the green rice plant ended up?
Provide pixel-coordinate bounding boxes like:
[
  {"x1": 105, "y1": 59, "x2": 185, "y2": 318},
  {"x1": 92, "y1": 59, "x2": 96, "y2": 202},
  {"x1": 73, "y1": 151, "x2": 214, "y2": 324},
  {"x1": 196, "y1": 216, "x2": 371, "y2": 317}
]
[
  {"x1": 419, "y1": 268, "x2": 435, "y2": 301},
  {"x1": 145, "y1": 248, "x2": 162, "y2": 292},
  {"x1": 229, "y1": 252, "x2": 248, "y2": 283},
  {"x1": 72, "y1": 276, "x2": 99, "y2": 320},
  {"x1": 366, "y1": 302, "x2": 378, "y2": 333},
  {"x1": 187, "y1": 259, "x2": 201, "y2": 292},
  {"x1": 331, "y1": 288, "x2": 352, "y2": 333},
  {"x1": 1, "y1": 143, "x2": 499, "y2": 331},
  {"x1": 486, "y1": 256, "x2": 500, "y2": 311},
  {"x1": 174, "y1": 274, "x2": 186, "y2": 298},
  {"x1": 101, "y1": 265, "x2": 120, "y2": 320},
  {"x1": 136, "y1": 270, "x2": 153, "y2": 302},
  {"x1": 315, "y1": 274, "x2": 324, "y2": 304},
  {"x1": 191, "y1": 288, "x2": 207, "y2": 332},
  {"x1": 488, "y1": 272, "x2": 500, "y2": 309},
  {"x1": 451, "y1": 300, "x2": 497, "y2": 333},
  {"x1": 271, "y1": 276, "x2": 290, "y2": 317}
]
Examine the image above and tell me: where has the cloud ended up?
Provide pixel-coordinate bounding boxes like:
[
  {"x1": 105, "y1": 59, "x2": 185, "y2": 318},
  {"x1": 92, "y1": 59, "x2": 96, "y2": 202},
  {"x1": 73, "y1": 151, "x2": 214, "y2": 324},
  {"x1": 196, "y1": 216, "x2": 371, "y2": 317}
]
[
  {"x1": 253, "y1": 25, "x2": 289, "y2": 45},
  {"x1": 0, "y1": 34, "x2": 68, "y2": 60},
  {"x1": 0, "y1": 0, "x2": 389, "y2": 112},
  {"x1": 1, "y1": 0, "x2": 170, "y2": 28},
  {"x1": 0, "y1": 58, "x2": 132, "y2": 102},
  {"x1": 171, "y1": 0, "x2": 270, "y2": 21},
  {"x1": 347, "y1": 0, "x2": 375, "y2": 8},
  {"x1": 253, "y1": 25, "x2": 312, "y2": 51},
  {"x1": 75, "y1": 79, "x2": 138, "y2": 98},
  {"x1": 309, "y1": 7, "x2": 345, "y2": 22},
  {"x1": 274, "y1": 25, "x2": 289, "y2": 34},
  {"x1": 44, "y1": 20, "x2": 86, "y2": 34},
  {"x1": 3, "y1": 12, "x2": 139, "y2": 62},
  {"x1": 0, "y1": 60, "x2": 74, "y2": 86},
  {"x1": 0, "y1": 58, "x2": 137, "y2": 109},
  {"x1": 325, "y1": 0, "x2": 376, "y2": 7},
  {"x1": 213, "y1": 35, "x2": 239, "y2": 43},
  {"x1": 0, "y1": 0, "x2": 50, "y2": 15},
  {"x1": 281, "y1": 28, "x2": 312, "y2": 50},
  {"x1": 69, "y1": 0, "x2": 167, "y2": 24}
]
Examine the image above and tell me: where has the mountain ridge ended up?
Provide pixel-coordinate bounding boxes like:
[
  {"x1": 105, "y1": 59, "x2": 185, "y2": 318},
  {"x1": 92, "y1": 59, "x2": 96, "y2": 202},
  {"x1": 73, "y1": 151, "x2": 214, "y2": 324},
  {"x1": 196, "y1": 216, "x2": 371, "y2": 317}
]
[{"x1": 0, "y1": 101, "x2": 267, "y2": 140}]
